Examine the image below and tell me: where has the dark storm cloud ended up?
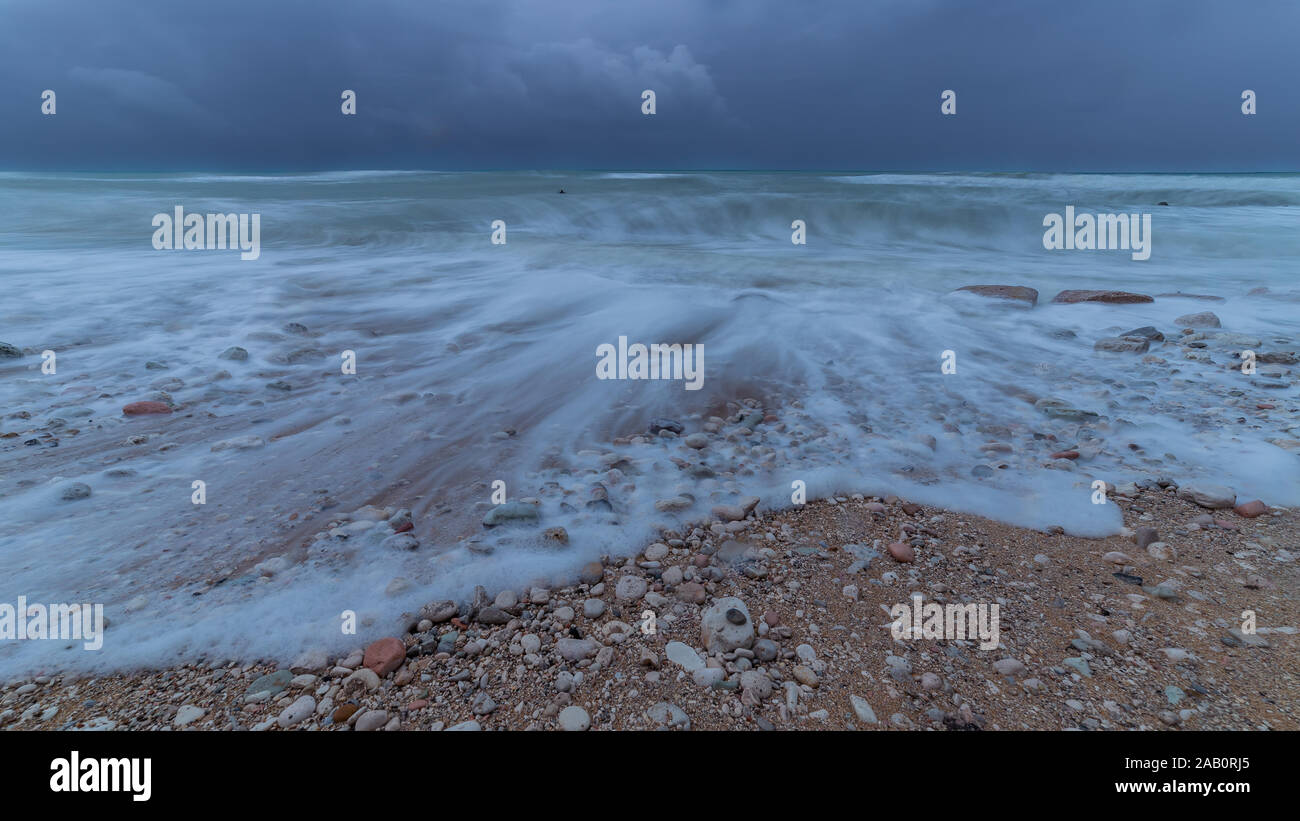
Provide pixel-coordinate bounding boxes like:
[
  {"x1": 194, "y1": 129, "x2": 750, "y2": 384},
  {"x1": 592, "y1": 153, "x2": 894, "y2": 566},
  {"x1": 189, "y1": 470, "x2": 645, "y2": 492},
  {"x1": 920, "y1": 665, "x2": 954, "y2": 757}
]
[{"x1": 0, "y1": 0, "x2": 1296, "y2": 170}]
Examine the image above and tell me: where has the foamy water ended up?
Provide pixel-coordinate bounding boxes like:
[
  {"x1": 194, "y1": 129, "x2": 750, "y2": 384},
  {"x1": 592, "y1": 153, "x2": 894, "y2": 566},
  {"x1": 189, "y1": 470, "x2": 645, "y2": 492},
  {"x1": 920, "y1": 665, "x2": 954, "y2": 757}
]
[{"x1": 1, "y1": 170, "x2": 1297, "y2": 674}]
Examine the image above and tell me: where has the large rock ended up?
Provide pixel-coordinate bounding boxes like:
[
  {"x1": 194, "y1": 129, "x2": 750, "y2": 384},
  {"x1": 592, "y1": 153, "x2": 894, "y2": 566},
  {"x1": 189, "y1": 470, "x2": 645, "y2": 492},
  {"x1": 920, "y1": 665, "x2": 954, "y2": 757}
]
[
  {"x1": 0, "y1": 342, "x2": 22, "y2": 358},
  {"x1": 1174, "y1": 311, "x2": 1221, "y2": 328},
  {"x1": 1051, "y1": 290, "x2": 1154, "y2": 304},
  {"x1": 1177, "y1": 483, "x2": 1236, "y2": 510},
  {"x1": 1094, "y1": 337, "x2": 1150, "y2": 353},
  {"x1": 699, "y1": 597, "x2": 754, "y2": 653},
  {"x1": 955, "y1": 285, "x2": 1039, "y2": 306},
  {"x1": 122, "y1": 401, "x2": 172, "y2": 415},
  {"x1": 1122, "y1": 326, "x2": 1165, "y2": 341},
  {"x1": 483, "y1": 501, "x2": 539, "y2": 527}
]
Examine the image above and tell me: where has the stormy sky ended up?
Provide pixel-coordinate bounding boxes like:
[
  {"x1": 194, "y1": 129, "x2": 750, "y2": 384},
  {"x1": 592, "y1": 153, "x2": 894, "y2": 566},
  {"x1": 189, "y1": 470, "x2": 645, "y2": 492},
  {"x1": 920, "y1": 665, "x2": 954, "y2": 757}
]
[{"x1": 1, "y1": 0, "x2": 1296, "y2": 171}]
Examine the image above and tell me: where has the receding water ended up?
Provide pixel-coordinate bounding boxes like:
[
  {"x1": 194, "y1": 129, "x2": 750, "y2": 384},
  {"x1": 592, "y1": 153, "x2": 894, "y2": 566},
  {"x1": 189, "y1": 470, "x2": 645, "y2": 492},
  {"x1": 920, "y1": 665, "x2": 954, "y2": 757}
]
[{"x1": 1, "y1": 170, "x2": 1297, "y2": 674}]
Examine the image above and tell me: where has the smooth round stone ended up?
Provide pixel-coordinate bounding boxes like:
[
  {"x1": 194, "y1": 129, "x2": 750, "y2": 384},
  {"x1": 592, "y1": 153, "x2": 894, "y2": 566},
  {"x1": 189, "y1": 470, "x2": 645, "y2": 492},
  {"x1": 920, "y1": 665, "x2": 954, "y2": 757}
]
[
  {"x1": 583, "y1": 599, "x2": 606, "y2": 619},
  {"x1": 683, "y1": 433, "x2": 709, "y2": 449},
  {"x1": 752, "y1": 638, "x2": 778, "y2": 662},
  {"x1": 615, "y1": 575, "x2": 648, "y2": 602},
  {"x1": 646, "y1": 702, "x2": 690, "y2": 729},
  {"x1": 887, "y1": 542, "x2": 915, "y2": 563},
  {"x1": 792, "y1": 665, "x2": 819, "y2": 686},
  {"x1": 558, "y1": 705, "x2": 591, "y2": 731},
  {"x1": 354, "y1": 710, "x2": 389, "y2": 731},
  {"x1": 278, "y1": 695, "x2": 316, "y2": 728},
  {"x1": 579, "y1": 562, "x2": 604, "y2": 585},
  {"x1": 59, "y1": 482, "x2": 92, "y2": 501},
  {"x1": 248, "y1": 669, "x2": 294, "y2": 697}
]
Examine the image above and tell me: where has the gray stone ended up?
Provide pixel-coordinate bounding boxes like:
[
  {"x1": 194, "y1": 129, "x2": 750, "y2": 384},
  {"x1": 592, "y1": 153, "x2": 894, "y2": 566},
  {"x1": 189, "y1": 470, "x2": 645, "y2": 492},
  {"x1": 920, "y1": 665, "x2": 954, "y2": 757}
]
[
  {"x1": 1094, "y1": 337, "x2": 1150, "y2": 353},
  {"x1": 277, "y1": 695, "x2": 315, "y2": 728},
  {"x1": 381, "y1": 533, "x2": 419, "y2": 550},
  {"x1": 993, "y1": 658, "x2": 1026, "y2": 677},
  {"x1": 59, "y1": 483, "x2": 92, "y2": 502},
  {"x1": 1175, "y1": 311, "x2": 1221, "y2": 328},
  {"x1": 699, "y1": 597, "x2": 754, "y2": 652},
  {"x1": 483, "y1": 501, "x2": 540, "y2": 527},
  {"x1": 555, "y1": 638, "x2": 598, "y2": 662},
  {"x1": 665, "y1": 641, "x2": 704, "y2": 672},
  {"x1": 558, "y1": 705, "x2": 590, "y2": 731},
  {"x1": 354, "y1": 710, "x2": 389, "y2": 731},
  {"x1": 1176, "y1": 483, "x2": 1236, "y2": 509},
  {"x1": 646, "y1": 702, "x2": 690, "y2": 730},
  {"x1": 247, "y1": 670, "x2": 293, "y2": 698},
  {"x1": 614, "y1": 575, "x2": 648, "y2": 602},
  {"x1": 850, "y1": 695, "x2": 878, "y2": 725},
  {"x1": 1063, "y1": 657, "x2": 1093, "y2": 677}
]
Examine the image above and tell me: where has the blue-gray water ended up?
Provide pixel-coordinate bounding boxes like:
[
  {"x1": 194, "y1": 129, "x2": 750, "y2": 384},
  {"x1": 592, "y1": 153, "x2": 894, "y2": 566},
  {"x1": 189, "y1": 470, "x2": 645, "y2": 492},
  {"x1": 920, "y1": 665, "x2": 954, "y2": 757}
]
[{"x1": 1, "y1": 171, "x2": 1297, "y2": 674}]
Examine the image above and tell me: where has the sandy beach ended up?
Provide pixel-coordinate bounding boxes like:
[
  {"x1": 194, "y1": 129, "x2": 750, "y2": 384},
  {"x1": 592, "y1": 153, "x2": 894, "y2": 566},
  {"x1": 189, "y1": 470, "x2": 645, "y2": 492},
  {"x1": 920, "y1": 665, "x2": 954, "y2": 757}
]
[{"x1": 3, "y1": 480, "x2": 1295, "y2": 732}]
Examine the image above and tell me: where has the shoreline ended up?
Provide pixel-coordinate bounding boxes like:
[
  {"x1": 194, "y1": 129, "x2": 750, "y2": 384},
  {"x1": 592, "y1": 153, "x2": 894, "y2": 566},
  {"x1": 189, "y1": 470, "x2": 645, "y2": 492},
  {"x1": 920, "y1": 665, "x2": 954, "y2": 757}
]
[{"x1": 3, "y1": 485, "x2": 1296, "y2": 731}]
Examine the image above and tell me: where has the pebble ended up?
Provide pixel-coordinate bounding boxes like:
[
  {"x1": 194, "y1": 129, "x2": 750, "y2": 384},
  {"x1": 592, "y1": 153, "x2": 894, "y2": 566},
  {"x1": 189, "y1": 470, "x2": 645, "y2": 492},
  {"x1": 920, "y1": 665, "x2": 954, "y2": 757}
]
[
  {"x1": 579, "y1": 562, "x2": 604, "y2": 585},
  {"x1": 446, "y1": 720, "x2": 481, "y2": 731},
  {"x1": 1063, "y1": 657, "x2": 1092, "y2": 678},
  {"x1": 646, "y1": 702, "x2": 690, "y2": 729},
  {"x1": 122, "y1": 401, "x2": 172, "y2": 415},
  {"x1": 850, "y1": 695, "x2": 878, "y2": 724},
  {"x1": 558, "y1": 705, "x2": 591, "y2": 731},
  {"x1": 700, "y1": 597, "x2": 754, "y2": 652},
  {"x1": 173, "y1": 705, "x2": 205, "y2": 727},
  {"x1": 483, "y1": 501, "x2": 540, "y2": 527},
  {"x1": 555, "y1": 638, "x2": 598, "y2": 662},
  {"x1": 615, "y1": 576, "x2": 648, "y2": 602},
  {"x1": 792, "y1": 665, "x2": 819, "y2": 686},
  {"x1": 1176, "y1": 483, "x2": 1236, "y2": 510},
  {"x1": 665, "y1": 641, "x2": 704, "y2": 672},
  {"x1": 278, "y1": 695, "x2": 315, "y2": 728},
  {"x1": 363, "y1": 637, "x2": 406, "y2": 675},
  {"x1": 993, "y1": 658, "x2": 1026, "y2": 677},
  {"x1": 354, "y1": 710, "x2": 389, "y2": 732},
  {"x1": 1234, "y1": 500, "x2": 1267, "y2": 518},
  {"x1": 887, "y1": 542, "x2": 915, "y2": 563},
  {"x1": 59, "y1": 482, "x2": 92, "y2": 501}
]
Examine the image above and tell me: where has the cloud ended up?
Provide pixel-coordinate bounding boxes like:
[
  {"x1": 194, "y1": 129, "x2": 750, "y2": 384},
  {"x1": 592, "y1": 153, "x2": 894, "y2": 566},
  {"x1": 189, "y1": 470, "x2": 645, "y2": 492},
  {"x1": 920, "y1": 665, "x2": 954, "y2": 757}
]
[
  {"x1": 66, "y1": 67, "x2": 225, "y2": 131},
  {"x1": 0, "y1": 0, "x2": 1296, "y2": 170}
]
